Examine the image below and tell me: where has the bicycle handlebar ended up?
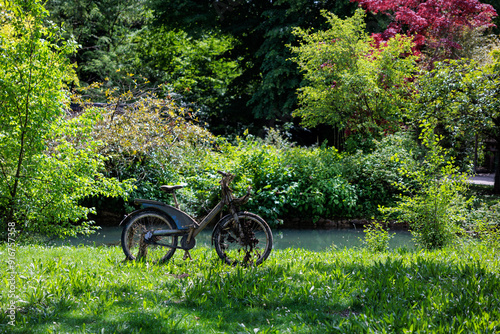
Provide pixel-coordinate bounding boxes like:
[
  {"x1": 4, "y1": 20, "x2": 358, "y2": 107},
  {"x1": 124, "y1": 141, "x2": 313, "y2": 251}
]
[
  {"x1": 217, "y1": 170, "x2": 230, "y2": 177},
  {"x1": 218, "y1": 171, "x2": 251, "y2": 206}
]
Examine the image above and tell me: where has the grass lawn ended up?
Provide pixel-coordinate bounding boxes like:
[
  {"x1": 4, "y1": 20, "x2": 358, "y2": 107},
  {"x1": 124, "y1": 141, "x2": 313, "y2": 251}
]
[{"x1": 1, "y1": 242, "x2": 499, "y2": 333}]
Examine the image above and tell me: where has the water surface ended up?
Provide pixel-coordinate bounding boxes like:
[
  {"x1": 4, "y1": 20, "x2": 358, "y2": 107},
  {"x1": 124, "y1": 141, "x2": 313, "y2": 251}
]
[{"x1": 55, "y1": 226, "x2": 413, "y2": 250}]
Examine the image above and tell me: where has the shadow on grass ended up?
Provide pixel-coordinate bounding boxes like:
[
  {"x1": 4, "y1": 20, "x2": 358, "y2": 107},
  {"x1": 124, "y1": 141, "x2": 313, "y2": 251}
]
[{"x1": 3, "y1": 248, "x2": 500, "y2": 333}]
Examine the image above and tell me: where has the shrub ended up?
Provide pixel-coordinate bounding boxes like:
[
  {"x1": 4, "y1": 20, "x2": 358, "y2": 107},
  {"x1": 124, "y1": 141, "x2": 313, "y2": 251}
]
[
  {"x1": 228, "y1": 136, "x2": 358, "y2": 225},
  {"x1": 381, "y1": 122, "x2": 472, "y2": 249},
  {"x1": 152, "y1": 130, "x2": 360, "y2": 227},
  {"x1": 361, "y1": 222, "x2": 393, "y2": 252},
  {"x1": 77, "y1": 81, "x2": 216, "y2": 216},
  {"x1": 342, "y1": 131, "x2": 418, "y2": 217}
]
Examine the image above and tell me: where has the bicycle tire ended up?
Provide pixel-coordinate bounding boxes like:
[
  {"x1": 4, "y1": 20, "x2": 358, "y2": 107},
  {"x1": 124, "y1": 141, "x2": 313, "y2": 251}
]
[
  {"x1": 121, "y1": 210, "x2": 178, "y2": 263},
  {"x1": 213, "y1": 212, "x2": 273, "y2": 266}
]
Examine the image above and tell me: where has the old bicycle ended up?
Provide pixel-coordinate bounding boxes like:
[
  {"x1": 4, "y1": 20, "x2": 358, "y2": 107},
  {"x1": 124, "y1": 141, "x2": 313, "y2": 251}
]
[{"x1": 120, "y1": 171, "x2": 273, "y2": 266}]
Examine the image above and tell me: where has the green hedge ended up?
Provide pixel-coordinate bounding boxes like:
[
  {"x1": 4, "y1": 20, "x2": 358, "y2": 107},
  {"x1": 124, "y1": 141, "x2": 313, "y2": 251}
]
[
  {"x1": 112, "y1": 129, "x2": 418, "y2": 227},
  {"x1": 84, "y1": 99, "x2": 420, "y2": 227}
]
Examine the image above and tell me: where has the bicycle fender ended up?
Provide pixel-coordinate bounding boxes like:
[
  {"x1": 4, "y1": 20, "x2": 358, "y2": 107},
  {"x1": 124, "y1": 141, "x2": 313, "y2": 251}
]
[
  {"x1": 119, "y1": 207, "x2": 171, "y2": 226},
  {"x1": 126, "y1": 199, "x2": 198, "y2": 230}
]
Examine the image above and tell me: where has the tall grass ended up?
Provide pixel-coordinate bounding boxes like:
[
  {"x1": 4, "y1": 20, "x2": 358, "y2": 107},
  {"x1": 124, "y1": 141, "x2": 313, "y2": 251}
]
[{"x1": 1, "y1": 243, "x2": 499, "y2": 333}]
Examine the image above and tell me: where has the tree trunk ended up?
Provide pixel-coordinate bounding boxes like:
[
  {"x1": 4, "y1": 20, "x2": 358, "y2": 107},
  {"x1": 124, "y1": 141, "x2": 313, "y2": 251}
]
[
  {"x1": 494, "y1": 133, "x2": 500, "y2": 195},
  {"x1": 493, "y1": 118, "x2": 500, "y2": 195},
  {"x1": 494, "y1": 153, "x2": 500, "y2": 194}
]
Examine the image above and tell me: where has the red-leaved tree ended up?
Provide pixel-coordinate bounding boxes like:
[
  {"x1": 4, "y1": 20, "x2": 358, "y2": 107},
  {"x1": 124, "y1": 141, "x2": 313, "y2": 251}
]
[{"x1": 352, "y1": 0, "x2": 497, "y2": 64}]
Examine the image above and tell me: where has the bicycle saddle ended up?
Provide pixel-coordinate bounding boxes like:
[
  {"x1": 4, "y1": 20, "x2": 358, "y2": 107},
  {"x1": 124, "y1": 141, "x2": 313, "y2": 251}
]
[{"x1": 160, "y1": 184, "x2": 185, "y2": 193}]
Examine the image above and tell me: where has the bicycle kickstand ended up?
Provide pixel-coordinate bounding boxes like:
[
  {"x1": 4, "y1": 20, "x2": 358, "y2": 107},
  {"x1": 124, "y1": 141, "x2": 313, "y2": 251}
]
[{"x1": 183, "y1": 250, "x2": 192, "y2": 261}]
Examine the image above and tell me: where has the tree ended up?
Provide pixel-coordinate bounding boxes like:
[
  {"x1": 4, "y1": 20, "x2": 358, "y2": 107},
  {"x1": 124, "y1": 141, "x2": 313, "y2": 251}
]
[
  {"x1": 381, "y1": 121, "x2": 472, "y2": 249},
  {"x1": 45, "y1": 0, "x2": 245, "y2": 132},
  {"x1": 0, "y1": 0, "x2": 133, "y2": 239},
  {"x1": 44, "y1": 0, "x2": 151, "y2": 83},
  {"x1": 483, "y1": 0, "x2": 500, "y2": 33},
  {"x1": 147, "y1": 0, "x2": 357, "y2": 136},
  {"x1": 352, "y1": 0, "x2": 498, "y2": 65},
  {"x1": 129, "y1": 27, "x2": 240, "y2": 120},
  {"x1": 289, "y1": 9, "x2": 418, "y2": 150},
  {"x1": 411, "y1": 57, "x2": 500, "y2": 193}
]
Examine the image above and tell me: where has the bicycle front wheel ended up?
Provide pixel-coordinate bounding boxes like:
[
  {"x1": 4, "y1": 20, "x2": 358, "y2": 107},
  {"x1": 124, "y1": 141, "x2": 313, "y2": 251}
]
[
  {"x1": 213, "y1": 212, "x2": 273, "y2": 266},
  {"x1": 121, "y1": 210, "x2": 177, "y2": 263}
]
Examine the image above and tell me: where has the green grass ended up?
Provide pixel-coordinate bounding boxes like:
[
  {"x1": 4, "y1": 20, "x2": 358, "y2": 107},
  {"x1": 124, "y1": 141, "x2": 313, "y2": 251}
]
[{"x1": 1, "y1": 243, "x2": 499, "y2": 333}]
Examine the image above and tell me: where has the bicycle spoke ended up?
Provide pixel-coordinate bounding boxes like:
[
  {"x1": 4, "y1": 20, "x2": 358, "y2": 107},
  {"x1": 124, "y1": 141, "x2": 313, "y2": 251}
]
[
  {"x1": 121, "y1": 211, "x2": 177, "y2": 263},
  {"x1": 214, "y1": 213, "x2": 272, "y2": 266}
]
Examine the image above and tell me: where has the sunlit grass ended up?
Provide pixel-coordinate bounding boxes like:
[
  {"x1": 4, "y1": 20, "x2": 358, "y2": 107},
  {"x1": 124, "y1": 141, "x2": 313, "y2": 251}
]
[{"x1": 1, "y1": 243, "x2": 499, "y2": 333}]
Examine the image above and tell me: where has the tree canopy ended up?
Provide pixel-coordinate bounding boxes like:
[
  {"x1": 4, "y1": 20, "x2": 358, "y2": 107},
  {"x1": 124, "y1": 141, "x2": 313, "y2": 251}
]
[
  {"x1": 0, "y1": 0, "x2": 133, "y2": 239},
  {"x1": 147, "y1": 0, "x2": 358, "y2": 134},
  {"x1": 353, "y1": 0, "x2": 498, "y2": 65},
  {"x1": 44, "y1": 0, "x2": 151, "y2": 83},
  {"x1": 289, "y1": 9, "x2": 418, "y2": 147},
  {"x1": 412, "y1": 57, "x2": 500, "y2": 192}
]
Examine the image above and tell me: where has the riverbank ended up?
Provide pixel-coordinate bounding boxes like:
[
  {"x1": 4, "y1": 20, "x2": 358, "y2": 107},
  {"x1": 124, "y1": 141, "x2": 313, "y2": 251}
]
[{"x1": 2, "y1": 243, "x2": 499, "y2": 333}]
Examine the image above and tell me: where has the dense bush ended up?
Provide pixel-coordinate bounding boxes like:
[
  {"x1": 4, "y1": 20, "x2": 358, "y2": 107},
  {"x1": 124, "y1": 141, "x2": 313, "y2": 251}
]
[
  {"x1": 380, "y1": 122, "x2": 472, "y2": 249},
  {"x1": 229, "y1": 135, "x2": 358, "y2": 225},
  {"x1": 342, "y1": 132, "x2": 419, "y2": 217},
  {"x1": 76, "y1": 83, "x2": 216, "y2": 214},
  {"x1": 89, "y1": 100, "x2": 419, "y2": 227}
]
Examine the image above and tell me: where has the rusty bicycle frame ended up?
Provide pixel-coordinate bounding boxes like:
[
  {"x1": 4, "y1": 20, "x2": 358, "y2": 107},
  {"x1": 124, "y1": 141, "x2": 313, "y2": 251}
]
[{"x1": 120, "y1": 171, "x2": 256, "y2": 260}]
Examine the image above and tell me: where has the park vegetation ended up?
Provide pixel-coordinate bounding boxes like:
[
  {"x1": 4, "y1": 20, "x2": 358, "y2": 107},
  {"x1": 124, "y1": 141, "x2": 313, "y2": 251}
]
[
  {"x1": 2, "y1": 0, "x2": 500, "y2": 331},
  {"x1": 1, "y1": 0, "x2": 500, "y2": 248}
]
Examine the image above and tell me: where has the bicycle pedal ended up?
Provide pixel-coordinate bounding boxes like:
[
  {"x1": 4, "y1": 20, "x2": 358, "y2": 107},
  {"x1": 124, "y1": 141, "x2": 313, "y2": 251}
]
[{"x1": 183, "y1": 250, "x2": 192, "y2": 261}]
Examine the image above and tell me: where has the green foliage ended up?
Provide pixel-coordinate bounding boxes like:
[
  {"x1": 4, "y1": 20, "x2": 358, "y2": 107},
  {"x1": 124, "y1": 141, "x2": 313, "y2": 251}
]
[
  {"x1": 75, "y1": 80, "x2": 218, "y2": 215},
  {"x1": 381, "y1": 122, "x2": 473, "y2": 249},
  {"x1": 466, "y1": 202, "x2": 500, "y2": 248},
  {"x1": 229, "y1": 134, "x2": 358, "y2": 224},
  {"x1": 361, "y1": 223, "x2": 393, "y2": 252},
  {"x1": 411, "y1": 57, "x2": 500, "y2": 187},
  {"x1": 289, "y1": 9, "x2": 417, "y2": 143},
  {"x1": 77, "y1": 80, "x2": 417, "y2": 226},
  {"x1": 44, "y1": 0, "x2": 152, "y2": 83},
  {"x1": 2, "y1": 243, "x2": 499, "y2": 333},
  {"x1": 243, "y1": 0, "x2": 356, "y2": 121},
  {"x1": 412, "y1": 59, "x2": 490, "y2": 139},
  {"x1": 26, "y1": 111, "x2": 135, "y2": 238},
  {"x1": 342, "y1": 131, "x2": 419, "y2": 216},
  {"x1": 146, "y1": 0, "x2": 358, "y2": 133},
  {"x1": 89, "y1": 106, "x2": 416, "y2": 226},
  {"x1": 130, "y1": 27, "x2": 240, "y2": 118},
  {"x1": 137, "y1": 129, "x2": 353, "y2": 225},
  {"x1": 178, "y1": 130, "x2": 361, "y2": 226},
  {"x1": 0, "y1": 0, "x2": 133, "y2": 239},
  {"x1": 45, "y1": 0, "x2": 241, "y2": 122}
]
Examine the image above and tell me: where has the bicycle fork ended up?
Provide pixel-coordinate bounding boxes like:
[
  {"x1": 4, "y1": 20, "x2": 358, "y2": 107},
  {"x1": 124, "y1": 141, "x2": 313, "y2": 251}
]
[{"x1": 230, "y1": 209, "x2": 247, "y2": 246}]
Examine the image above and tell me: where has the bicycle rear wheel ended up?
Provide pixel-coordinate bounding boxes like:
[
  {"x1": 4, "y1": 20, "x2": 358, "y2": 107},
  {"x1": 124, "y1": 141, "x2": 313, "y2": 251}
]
[
  {"x1": 121, "y1": 210, "x2": 177, "y2": 263},
  {"x1": 213, "y1": 212, "x2": 273, "y2": 266}
]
